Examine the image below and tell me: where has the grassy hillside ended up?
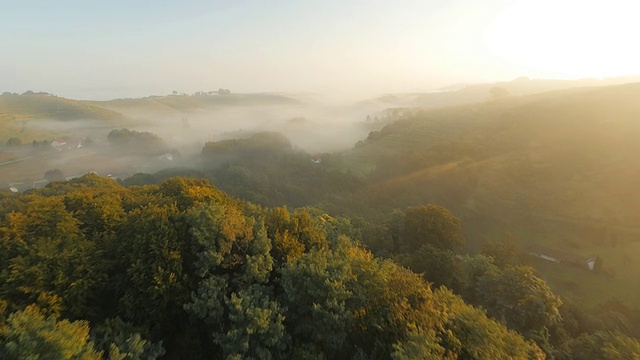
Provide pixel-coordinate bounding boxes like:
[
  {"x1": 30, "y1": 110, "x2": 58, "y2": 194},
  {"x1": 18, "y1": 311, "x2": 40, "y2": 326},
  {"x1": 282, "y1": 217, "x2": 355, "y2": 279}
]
[
  {"x1": 89, "y1": 93, "x2": 301, "y2": 118},
  {"x1": 365, "y1": 76, "x2": 640, "y2": 109},
  {"x1": 0, "y1": 92, "x2": 301, "y2": 146},
  {"x1": 0, "y1": 94, "x2": 125, "y2": 123},
  {"x1": 337, "y1": 82, "x2": 640, "y2": 307},
  {"x1": 0, "y1": 94, "x2": 127, "y2": 141}
]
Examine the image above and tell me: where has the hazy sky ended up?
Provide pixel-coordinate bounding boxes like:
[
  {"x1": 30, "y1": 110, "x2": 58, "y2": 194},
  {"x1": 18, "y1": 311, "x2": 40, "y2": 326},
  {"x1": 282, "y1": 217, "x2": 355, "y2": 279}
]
[{"x1": 2, "y1": 0, "x2": 639, "y2": 100}]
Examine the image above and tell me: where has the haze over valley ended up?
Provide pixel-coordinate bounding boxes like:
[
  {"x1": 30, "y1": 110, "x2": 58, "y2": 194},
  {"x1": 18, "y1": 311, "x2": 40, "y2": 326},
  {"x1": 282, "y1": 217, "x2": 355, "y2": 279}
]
[{"x1": 3, "y1": 1, "x2": 640, "y2": 359}]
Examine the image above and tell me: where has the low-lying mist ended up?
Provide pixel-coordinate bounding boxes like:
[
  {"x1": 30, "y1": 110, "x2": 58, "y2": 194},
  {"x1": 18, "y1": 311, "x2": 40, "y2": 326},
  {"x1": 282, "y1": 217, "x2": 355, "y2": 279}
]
[
  {"x1": 122, "y1": 100, "x2": 385, "y2": 155},
  {"x1": 0, "y1": 94, "x2": 399, "y2": 189}
]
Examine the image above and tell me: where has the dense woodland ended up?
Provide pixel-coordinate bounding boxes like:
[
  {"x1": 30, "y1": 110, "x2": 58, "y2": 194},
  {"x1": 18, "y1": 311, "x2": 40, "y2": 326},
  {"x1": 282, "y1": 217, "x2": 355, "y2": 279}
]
[
  {"x1": 0, "y1": 175, "x2": 639, "y2": 359},
  {"x1": 3, "y1": 81, "x2": 640, "y2": 358}
]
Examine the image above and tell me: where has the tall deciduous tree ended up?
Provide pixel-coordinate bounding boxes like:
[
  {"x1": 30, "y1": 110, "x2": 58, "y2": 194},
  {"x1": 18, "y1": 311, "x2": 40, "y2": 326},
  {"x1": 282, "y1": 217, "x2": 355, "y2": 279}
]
[
  {"x1": 0, "y1": 306, "x2": 102, "y2": 360},
  {"x1": 185, "y1": 202, "x2": 284, "y2": 358},
  {"x1": 566, "y1": 331, "x2": 640, "y2": 360},
  {"x1": 477, "y1": 264, "x2": 562, "y2": 338},
  {"x1": 112, "y1": 203, "x2": 189, "y2": 334},
  {"x1": 400, "y1": 204, "x2": 464, "y2": 252}
]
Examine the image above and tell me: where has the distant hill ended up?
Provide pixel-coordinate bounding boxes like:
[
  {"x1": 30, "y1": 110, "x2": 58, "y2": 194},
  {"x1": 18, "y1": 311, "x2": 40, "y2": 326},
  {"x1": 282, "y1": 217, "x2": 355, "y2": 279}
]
[
  {"x1": 0, "y1": 93, "x2": 128, "y2": 140},
  {"x1": 346, "y1": 82, "x2": 640, "y2": 223},
  {"x1": 0, "y1": 93, "x2": 125, "y2": 123},
  {"x1": 338, "y1": 82, "x2": 640, "y2": 306},
  {"x1": 88, "y1": 93, "x2": 301, "y2": 119},
  {"x1": 0, "y1": 92, "x2": 301, "y2": 142},
  {"x1": 364, "y1": 76, "x2": 640, "y2": 109}
]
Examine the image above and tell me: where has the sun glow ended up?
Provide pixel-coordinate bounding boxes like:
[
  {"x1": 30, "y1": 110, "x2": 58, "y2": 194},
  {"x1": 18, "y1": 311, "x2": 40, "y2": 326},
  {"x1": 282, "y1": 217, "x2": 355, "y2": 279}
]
[{"x1": 483, "y1": 0, "x2": 640, "y2": 79}]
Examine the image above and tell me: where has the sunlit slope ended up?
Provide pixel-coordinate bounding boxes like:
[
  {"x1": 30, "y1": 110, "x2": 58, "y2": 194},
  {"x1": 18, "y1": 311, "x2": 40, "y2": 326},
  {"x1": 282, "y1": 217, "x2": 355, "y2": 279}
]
[
  {"x1": 341, "y1": 82, "x2": 640, "y2": 305},
  {"x1": 347, "y1": 83, "x2": 640, "y2": 221},
  {"x1": 0, "y1": 94, "x2": 125, "y2": 123},
  {"x1": 0, "y1": 94, "x2": 127, "y2": 140},
  {"x1": 0, "y1": 92, "x2": 299, "y2": 141},
  {"x1": 365, "y1": 76, "x2": 640, "y2": 109},
  {"x1": 89, "y1": 93, "x2": 301, "y2": 118}
]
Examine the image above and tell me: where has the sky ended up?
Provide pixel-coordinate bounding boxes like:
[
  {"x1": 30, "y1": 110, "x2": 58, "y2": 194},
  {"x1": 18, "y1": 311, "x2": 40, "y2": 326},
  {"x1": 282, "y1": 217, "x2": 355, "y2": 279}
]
[{"x1": 2, "y1": 0, "x2": 640, "y2": 100}]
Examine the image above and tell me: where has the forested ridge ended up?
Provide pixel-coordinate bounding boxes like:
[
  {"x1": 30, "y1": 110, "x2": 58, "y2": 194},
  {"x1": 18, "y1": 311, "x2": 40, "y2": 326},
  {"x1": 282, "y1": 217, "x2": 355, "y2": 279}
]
[
  {"x1": 169, "y1": 84, "x2": 640, "y2": 310},
  {"x1": 4, "y1": 76, "x2": 640, "y2": 360},
  {"x1": 5, "y1": 0, "x2": 640, "y2": 357},
  {"x1": 0, "y1": 175, "x2": 638, "y2": 359}
]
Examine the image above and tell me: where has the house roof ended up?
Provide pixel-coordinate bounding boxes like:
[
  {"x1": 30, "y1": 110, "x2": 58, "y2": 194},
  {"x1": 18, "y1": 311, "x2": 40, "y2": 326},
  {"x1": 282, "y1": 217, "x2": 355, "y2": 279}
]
[
  {"x1": 51, "y1": 138, "x2": 67, "y2": 146},
  {"x1": 525, "y1": 244, "x2": 594, "y2": 265}
]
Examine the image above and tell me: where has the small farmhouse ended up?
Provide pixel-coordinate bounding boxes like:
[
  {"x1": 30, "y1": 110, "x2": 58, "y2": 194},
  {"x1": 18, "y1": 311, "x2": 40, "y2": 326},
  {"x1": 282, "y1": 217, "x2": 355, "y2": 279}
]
[
  {"x1": 51, "y1": 138, "x2": 67, "y2": 148},
  {"x1": 526, "y1": 244, "x2": 602, "y2": 272}
]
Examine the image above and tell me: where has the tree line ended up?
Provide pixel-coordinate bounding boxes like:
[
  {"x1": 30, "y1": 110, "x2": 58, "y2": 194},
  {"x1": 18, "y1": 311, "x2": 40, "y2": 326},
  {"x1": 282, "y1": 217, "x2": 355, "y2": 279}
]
[{"x1": 0, "y1": 175, "x2": 552, "y2": 359}]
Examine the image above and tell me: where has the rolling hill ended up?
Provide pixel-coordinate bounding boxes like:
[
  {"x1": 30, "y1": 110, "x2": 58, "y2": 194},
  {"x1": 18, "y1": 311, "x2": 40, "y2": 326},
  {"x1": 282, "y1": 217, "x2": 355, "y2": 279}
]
[
  {"x1": 0, "y1": 92, "x2": 301, "y2": 143},
  {"x1": 337, "y1": 82, "x2": 640, "y2": 306},
  {"x1": 0, "y1": 93, "x2": 127, "y2": 140},
  {"x1": 364, "y1": 75, "x2": 640, "y2": 109},
  {"x1": 87, "y1": 93, "x2": 301, "y2": 119},
  {"x1": 0, "y1": 93, "x2": 125, "y2": 122}
]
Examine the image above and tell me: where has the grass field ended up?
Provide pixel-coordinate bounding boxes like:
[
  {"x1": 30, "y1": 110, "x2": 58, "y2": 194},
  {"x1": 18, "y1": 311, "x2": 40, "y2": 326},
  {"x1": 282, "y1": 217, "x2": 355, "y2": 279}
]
[{"x1": 0, "y1": 94, "x2": 129, "y2": 142}]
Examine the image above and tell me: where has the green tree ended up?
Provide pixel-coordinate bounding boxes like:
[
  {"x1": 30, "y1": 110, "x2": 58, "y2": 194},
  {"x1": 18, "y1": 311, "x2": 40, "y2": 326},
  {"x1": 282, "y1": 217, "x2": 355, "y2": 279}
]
[
  {"x1": 399, "y1": 243, "x2": 467, "y2": 291},
  {"x1": 62, "y1": 189, "x2": 125, "y2": 237},
  {"x1": 566, "y1": 331, "x2": 640, "y2": 360},
  {"x1": 433, "y1": 288, "x2": 545, "y2": 359},
  {"x1": 291, "y1": 208, "x2": 328, "y2": 252},
  {"x1": 216, "y1": 285, "x2": 286, "y2": 359},
  {"x1": 158, "y1": 177, "x2": 227, "y2": 211},
  {"x1": 481, "y1": 235, "x2": 523, "y2": 269},
  {"x1": 391, "y1": 325, "x2": 444, "y2": 360},
  {"x1": 184, "y1": 202, "x2": 284, "y2": 358},
  {"x1": 91, "y1": 317, "x2": 165, "y2": 360},
  {"x1": 44, "y1": 168, "x2": 65, "y2": 181},
  {"x1": 458, "y1": 254, "x2": 500, "y2": 304},
  {"x1": 264, "y1": 206, "x2": 304, "y2": 265},
  {"x1": 400, "y1": 204, "x2": 464, "y2": 252},
  {"x1": 0, "y1": 196, "x2": 102, "y2": 318},
  {"x1": 280, "y1": 247, "x2": 353, "y2": 357},
  {"x1": 5, "y1": 138, "x2": 21, "y2": 146},
  {"x1": 112, "y1": 204, "x2": 189, "y2": 332},
  {"x1": 476, "y1": 264, "x2": 562, "y2": 338},
  {"x1": 107, "y1": 128, "x2": 167, "y2": 155},
  {"x1": 0, "y1": 305, "x2": 102, "y2": 360}
]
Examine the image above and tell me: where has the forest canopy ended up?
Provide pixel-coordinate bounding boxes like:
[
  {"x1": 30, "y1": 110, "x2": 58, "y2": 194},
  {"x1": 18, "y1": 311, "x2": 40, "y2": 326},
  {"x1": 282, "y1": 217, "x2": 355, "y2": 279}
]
[{"x1": 0, "y1": 174, "x2": 561, "y2": 359}]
